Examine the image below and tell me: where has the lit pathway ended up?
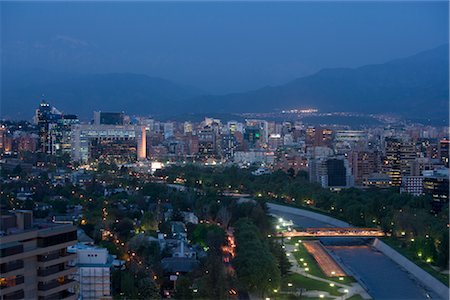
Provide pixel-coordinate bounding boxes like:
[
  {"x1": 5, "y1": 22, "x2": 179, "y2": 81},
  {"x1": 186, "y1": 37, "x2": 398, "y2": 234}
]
[{"x1": 284, "y1": 244, "x2": 371, "y2": 300}]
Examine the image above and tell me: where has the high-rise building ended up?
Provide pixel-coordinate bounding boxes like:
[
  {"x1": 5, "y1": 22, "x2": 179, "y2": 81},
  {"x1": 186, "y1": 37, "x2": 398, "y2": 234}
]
[
  {"x1": 71, "y1": 124, "x2": 146, "y2": 163},
  {"x1": 243, "y1": 126, "x2": 261, "y2": 149},
  {"x1": 163, "y1": 123, "x2": 174, "y2": 139},
  {"x1": 325, "y1": 157, "x2": 353, "y2": 188},
  {"x1": 438, "y1": 139, "x2": 449, "y2": 167},
  {"x1": 226, "y1": 121, "x2": 244, "y2": 135},
  {"x1": 349, "y1": 150, "x2": 380, "y2": 186},
  {"x1": 197, "y1": 128, "x2": 216, "y2": 157},
  {"x1": 246, "y1": 120, "x2": 268, "y2": 144},
  {"x1": 308, "y1": 147, "x2": 334, "y2": 184},
  {"x1": 49, "y1": 115, "x2": 79, "y2": 156},
  {"x1": 382, "y1": 137, "x2": 417, "y2": 186},
  {"x1": 0, "y1": 210, "x2": 78, "y2": 300},
  {"x1": 220, "y1": 134, "x2": 237, "y2": 159},
  {"x1": 35, "y1": 101, "x2": 63, "y2": 154}
]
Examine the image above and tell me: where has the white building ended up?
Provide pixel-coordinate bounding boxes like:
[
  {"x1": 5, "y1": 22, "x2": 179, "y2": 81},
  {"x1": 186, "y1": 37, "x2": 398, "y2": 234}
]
[
  {"x1": 68, "y1": 244, "x2": 113, "y2": 300},
  {"x1": 71, "y1": 124, "x2": 146, "y2": 162}
]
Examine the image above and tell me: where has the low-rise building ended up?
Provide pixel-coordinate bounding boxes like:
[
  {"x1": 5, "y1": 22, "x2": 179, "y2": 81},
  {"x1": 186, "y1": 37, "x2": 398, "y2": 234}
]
[{"x1": 68, "y1": 244, "x2": 113, "y2": 300}]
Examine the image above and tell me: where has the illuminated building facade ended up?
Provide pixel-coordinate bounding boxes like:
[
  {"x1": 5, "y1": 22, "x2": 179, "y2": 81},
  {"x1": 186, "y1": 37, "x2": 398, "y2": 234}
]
[
  {"x1": 439, "y1": 139, "x2": 449, "y2": 167},
  {"x1": 49, "y1": 115, "x2": 79, "y2": 156},
  {"x1": 71, "y1": 124, "x2": 146, "y2": 163},
  {"x1": 423, "y1": 169, "x2": 449, "y2": 202},
  {"x1": 382, "y1": 137, "x2": 417, "y2": 186}
]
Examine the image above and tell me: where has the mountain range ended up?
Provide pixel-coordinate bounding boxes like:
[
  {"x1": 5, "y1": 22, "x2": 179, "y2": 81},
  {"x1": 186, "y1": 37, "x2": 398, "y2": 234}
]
[{"x1": 1, "y1": 44, "x2": 448, "y2": 122}]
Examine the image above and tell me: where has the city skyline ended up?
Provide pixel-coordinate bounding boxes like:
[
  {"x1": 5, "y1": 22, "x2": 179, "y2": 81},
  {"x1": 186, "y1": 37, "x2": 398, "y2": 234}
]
[{"x1": 0, "y1": 2, "x2": 448, "y2": 300}]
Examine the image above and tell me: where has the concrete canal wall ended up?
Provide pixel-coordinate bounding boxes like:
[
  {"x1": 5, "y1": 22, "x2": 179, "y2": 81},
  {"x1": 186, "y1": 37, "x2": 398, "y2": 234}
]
[
  {"x1": 267, "y1": 202, "x2": 351, "y2": 228},
  {"x1": 372, "y1": 238, "x2": 449, "y2": 300}
]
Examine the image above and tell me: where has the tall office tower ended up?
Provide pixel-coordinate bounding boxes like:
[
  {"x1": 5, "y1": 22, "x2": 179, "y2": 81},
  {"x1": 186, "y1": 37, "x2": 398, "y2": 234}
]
[
  {"x1": 220, "y1": 134, "x2": 237, "y2": 159},
  {"x1": 49, "y1": 115, "x2": 79, "y2": 156},
  {"x1": 93, "y1": 112, "x2": 125, "y2": 125},
  {"x1": 163, "y1": 123, "x2": 174, "y2": 139},
  {"x1": 183, "y1": 122, "x2": 193, "y2": 134},
  {"x1": 226, "y1": 121, "x2": 244, "y2": 135},
  {"x1": 197, "y1": 128, "x2": 216, "y2": 157},
  {"x1": 35, "y1": 101, "x2": 63, "y2": 154},
  {"x1": 184, "y1": 133, "x2": 199, "y2": 156},
  {"x1": 0, "y1": 210, "x2": 78, "y2": 300},
  {"x1": 326, "y1": 158, "x2": 348, "y2": 187},
  {"x1": 68, "y1": 245, "x2": 113, "y2": 300},
  {"x1": 243, "y1": 126, "x2": 261, "y2": 149},
  {"x1": 307, "y1": 146, "x2": 334, "y2": 184},
  {"x1": 382, "y1": 137, "x2": 417, "y2": 187},
  {"x1": 349, "y1": 150, "x2": 380, "y2": 186},
  {"x1": 138, "y1": 126, "x2": 147, "y2": 160},
  {"x1": 438, "y1": 139, "x2": 449, "y2": 167},
  {"x1": 246, "y1": 120, "x2": 269, "y2": 144}
]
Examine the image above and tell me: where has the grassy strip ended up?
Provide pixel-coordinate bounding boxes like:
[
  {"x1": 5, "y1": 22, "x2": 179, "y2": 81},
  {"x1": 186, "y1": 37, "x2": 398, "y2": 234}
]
[
  {"x1": 382, "y1": 237, "x2": 449, "y2": 286},
  {"x1": 281, "y1": 273, "x2": 344, "y2": 296},
  {"x1": 269, "y1": 200, "x2": 449, "y2": 286}
]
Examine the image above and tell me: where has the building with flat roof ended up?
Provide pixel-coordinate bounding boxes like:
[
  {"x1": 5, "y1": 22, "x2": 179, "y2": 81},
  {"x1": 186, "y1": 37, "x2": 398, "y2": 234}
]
[
  {"x1": 71, "y1": 124, "x2": 146, "y2": 163},
  {"x1": 0, "y1": 210, "x2": 78, "y2": 300},
  {"x1": 68, "y1": 244, "x2": 113, "y2": 300}
]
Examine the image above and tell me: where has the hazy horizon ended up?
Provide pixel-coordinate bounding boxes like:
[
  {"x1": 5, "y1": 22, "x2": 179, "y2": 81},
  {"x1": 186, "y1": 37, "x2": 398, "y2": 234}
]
[{"x1": 2, "y1": 1, "x2": 448, "y2": 94}]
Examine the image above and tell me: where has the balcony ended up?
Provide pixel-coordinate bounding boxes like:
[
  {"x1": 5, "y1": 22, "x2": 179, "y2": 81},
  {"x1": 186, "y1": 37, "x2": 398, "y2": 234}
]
[
  {"x1": 37, "y1": 252, "x2": 76, "y2": 268},
  {"x1": 38, "y1": 290, "x2": 77, "y2": 300},
  {"x1": 38, "y1": 265, "x2": 76, "y2": 281},
  {"x1": 0, "y1": 275, "x2": 25, "y2": 296},
  {"x1": 38, "y1": 278, "x2": 76, "y2": 294},
  {"x1": 3, "y1": 289, "x2": 25, "y2": 300},
  {"x1": 0, "y1": 245, "x2": 23, "y2": 258},
  {"x1": 0, "y1": 260, "x2": 24, "y2": 273},
  {"x1": 0, "y1": 276, "x2": 25, "y2": 290}
]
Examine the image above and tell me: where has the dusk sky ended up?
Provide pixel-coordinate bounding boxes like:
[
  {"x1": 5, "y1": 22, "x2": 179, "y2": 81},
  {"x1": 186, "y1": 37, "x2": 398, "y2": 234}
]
[{"x1": 2, "y1": 1, "x2": 448, "y2": 94}]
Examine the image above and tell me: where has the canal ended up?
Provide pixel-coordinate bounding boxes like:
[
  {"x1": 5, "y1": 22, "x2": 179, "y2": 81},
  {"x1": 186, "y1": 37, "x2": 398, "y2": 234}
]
[{"x1": 268, "y1": 204, "x2": 443, "y2": 300}]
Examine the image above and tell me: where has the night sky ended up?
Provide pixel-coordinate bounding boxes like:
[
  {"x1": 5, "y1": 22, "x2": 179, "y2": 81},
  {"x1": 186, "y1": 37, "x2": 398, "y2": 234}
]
[{"x1": 2, "y1": 1, "x2": 448, "y2": 94}]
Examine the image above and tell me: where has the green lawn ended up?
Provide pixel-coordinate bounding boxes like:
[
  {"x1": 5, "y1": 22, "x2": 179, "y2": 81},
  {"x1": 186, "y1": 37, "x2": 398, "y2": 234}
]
[
  {"x1": 382, "y1": 237, "x2": 449, "y2": 286},
  {"x1": 272, "y1": 273, "x2": 344, "y2": 298}
]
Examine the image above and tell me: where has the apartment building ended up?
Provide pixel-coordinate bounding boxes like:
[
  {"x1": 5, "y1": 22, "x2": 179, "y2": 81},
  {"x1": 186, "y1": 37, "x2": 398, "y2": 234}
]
[{"x1": 0, "y1": 210, "x2": 78, "y2": 300}]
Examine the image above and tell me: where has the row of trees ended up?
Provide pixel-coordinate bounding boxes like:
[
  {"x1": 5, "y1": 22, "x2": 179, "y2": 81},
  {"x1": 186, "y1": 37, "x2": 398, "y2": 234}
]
[
  {"x1": 158, "y1": 165, "x2": 449, "y2": 270},
  {"x1": 233, "y1": 218, "x2": 286, "y2": 297}
]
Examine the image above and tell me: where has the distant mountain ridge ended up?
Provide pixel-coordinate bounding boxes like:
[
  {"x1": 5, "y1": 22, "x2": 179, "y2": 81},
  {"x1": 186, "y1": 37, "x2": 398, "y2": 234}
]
[
  {"x1": 185, "y1": 44, "x2": 449, "y2": 121},
  {"x1": 1, "y1": 70, "x2": 204, "y2": 119},
  {"x1": 1, "y1": 44, "x2": 448, "y2": 121}
]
